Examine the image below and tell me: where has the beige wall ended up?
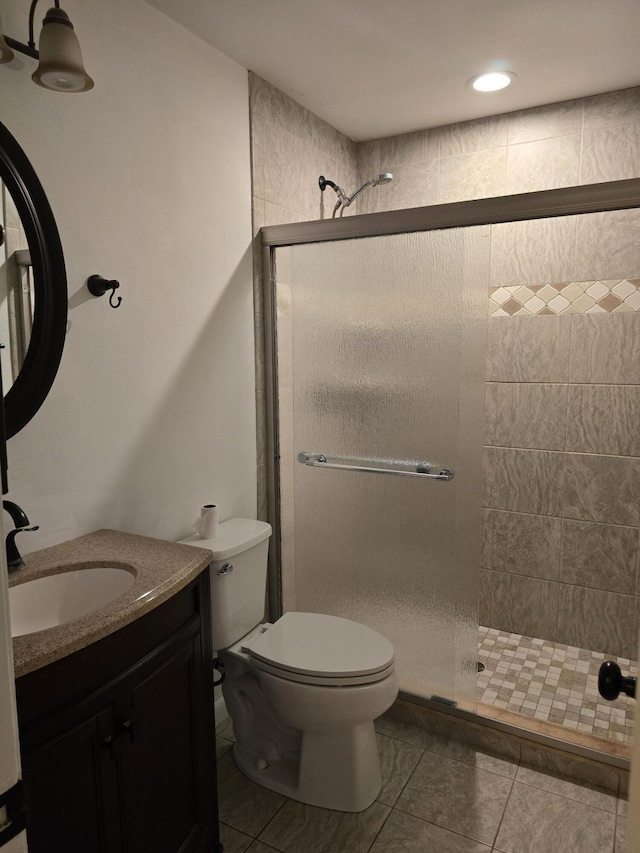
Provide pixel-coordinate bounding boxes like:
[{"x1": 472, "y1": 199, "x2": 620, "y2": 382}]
[
  {"x1": 252, "y1": 81, "x2": 640, "y2": 656},
  {"x1": 2, "y1": 0, "x2": 257, "y2": 549}
]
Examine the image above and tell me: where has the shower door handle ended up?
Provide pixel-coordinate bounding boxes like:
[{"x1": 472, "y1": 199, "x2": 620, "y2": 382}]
[
  {"x1": 598, "y1": 660, "x2": 636, "y2": 701},
  {"x1": 297, "y1": 452, "x2": 454, "y2": 481}
]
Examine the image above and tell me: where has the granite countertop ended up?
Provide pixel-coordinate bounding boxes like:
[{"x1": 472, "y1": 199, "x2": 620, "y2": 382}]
[{"x1": 9, "y1": 529, "x2": 212, "y2": 678}]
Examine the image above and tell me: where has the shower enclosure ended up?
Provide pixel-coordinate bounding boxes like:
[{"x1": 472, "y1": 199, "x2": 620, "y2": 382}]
[{"x1": 261, "y1": 180, "x2": 640, "y2": 760}]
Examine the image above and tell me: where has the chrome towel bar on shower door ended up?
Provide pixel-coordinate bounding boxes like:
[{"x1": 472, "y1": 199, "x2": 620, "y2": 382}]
[{"x1": 297, "y1": 452, "x2": 454, "y2": 481}]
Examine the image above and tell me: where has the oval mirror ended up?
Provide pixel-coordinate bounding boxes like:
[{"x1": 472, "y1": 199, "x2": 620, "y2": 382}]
[{"x1": 0, "y1": 120, "x2": 67, "y2": 438}]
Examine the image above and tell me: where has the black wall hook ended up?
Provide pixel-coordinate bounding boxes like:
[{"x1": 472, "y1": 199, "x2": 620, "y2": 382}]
[{"x1": 87, "y1": 274, "x2": 122, "y2": 308}]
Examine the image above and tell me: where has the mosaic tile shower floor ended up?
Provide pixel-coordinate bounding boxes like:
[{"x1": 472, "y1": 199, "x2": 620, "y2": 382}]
[{"x1": 478, "y1": 625, "x2": 637, "y2": 743}]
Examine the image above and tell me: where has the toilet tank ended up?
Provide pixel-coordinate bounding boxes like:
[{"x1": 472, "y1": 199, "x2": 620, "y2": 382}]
[{"x1": 179, "y1": 518, "x2": 272, "y2": 650}]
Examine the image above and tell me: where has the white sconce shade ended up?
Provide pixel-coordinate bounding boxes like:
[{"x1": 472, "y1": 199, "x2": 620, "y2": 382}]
[{"x1": 32, "y1": 6, "x2": 93, "y2": 92}]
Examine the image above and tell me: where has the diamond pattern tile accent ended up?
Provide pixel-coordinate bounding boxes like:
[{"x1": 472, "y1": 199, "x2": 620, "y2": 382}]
[
  {"x1": 489, "y1": 280, "x2": 640, "y2": 316},
  {"x1": 547, "y1": 294, "x2": 570, "y2": 313},
  {"x1": 537, "y1": 284, "x2": 560, "y2": 302},
  {"x1": 571, "y1": 293, "x2": 596, "y2": 312},
  {"x1": 612, "y1": 280, "x2": 636, "y2": 299},
  {"x1": 561, "y1": 282, "x2": 585, "y2": 301},
  {"x1": 514, "y1": 285, "x2": 534, "y2": 303},
  {"x1": 598, "y1": 293, "x2": 623, "y2": 312},
  {"x1": 492, "y1": 287, "x2": 511, "y2": 306},
  {"x1": 524, "y1": 295, "x2": 545, "y2": 313},
  {"x1": 625, "y1": 289, "x2": 640, "y2": 310},
  {"x1": 586, "y1": 281, "x2": 609, "y2": 300},
  {"x1": 502, "y1": 298, "x2": 522, "y2": 315}
]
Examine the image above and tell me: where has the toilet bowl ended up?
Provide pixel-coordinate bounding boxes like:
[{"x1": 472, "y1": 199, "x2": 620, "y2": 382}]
[{"x1": 180, "y1": 518, "x2": 398, "y2": 812}]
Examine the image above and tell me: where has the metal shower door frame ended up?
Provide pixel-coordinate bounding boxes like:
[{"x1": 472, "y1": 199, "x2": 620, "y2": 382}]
[{"x1": 261, "y1": 177, "x2": 640, "y2": 632}]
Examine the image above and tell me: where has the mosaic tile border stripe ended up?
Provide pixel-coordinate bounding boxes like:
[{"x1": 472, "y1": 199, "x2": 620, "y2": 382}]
[{"x1": 489, "y1": 280, "x2": 640, "y2": 317}]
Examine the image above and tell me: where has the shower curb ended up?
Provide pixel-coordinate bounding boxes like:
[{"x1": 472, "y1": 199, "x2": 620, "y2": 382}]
[{"x1": 393, "y1": 692, "x2": 629, "y2": 795}]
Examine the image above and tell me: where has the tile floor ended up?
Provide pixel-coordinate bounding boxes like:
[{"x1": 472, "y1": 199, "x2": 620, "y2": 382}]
[
  {"x1": 215, "y1": 712, "x2": 628, "y2": 853},
  {"x1": 478, "y1": 626, "x2": 637, "y2": 743}
]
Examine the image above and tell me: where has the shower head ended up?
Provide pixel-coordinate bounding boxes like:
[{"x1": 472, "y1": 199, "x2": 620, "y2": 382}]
[
  {"x1": 338, "y1": 172, "x2": 394, "y2": 216},
  {"x1": 318, "y1": 172, "x2": 393, "y2": 218}
]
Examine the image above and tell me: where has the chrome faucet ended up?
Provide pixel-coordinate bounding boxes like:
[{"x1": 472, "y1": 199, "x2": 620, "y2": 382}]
[{"x1": 3, "y1": 501, "x2": 39, "y2": 572}]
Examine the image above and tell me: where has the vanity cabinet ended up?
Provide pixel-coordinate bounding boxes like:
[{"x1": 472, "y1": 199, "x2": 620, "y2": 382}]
[{"x1": 15, "y1": 571, "x2": 219, "y2": 853}]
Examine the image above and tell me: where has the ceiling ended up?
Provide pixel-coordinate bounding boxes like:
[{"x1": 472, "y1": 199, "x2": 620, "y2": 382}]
[{"x1": 146, "y1": 0, "x2": 640, "y2": 142}]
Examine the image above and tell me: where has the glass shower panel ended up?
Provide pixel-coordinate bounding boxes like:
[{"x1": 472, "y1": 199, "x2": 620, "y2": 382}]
[{"x1": 277, "y1": 226, "x2": 490, "y2": 709}]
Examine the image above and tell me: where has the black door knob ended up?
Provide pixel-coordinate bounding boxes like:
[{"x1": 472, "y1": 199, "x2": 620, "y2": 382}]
[{"x1": 598, "y1": 660, "x2": 636, "y2": 701}]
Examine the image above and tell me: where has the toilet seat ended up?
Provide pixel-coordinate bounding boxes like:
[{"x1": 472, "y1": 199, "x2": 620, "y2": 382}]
[{"x1": 241, "y1": 612, "x2": 395, "y2": 687}]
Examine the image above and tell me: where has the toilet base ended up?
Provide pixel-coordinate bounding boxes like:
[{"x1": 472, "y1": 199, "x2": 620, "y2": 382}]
[{"x1": 232, "y1": 720, "x2": 381, "y2": 812}]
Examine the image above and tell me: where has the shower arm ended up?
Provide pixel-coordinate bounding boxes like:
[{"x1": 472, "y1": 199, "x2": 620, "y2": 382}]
[
  {"x1": 320, "y1": 174, "x2": 393, "y2": 216},
  {"x1": 342, "y1": 179, "x2": 375, "y2": 209},
  {"x1": 319, "y1": 175, "x2": 350, "y2": 219},
  {"x1": 338, "y1": 175, "x2": 392, "y2": 216},
  {"x1": 336, "y1": 183, "x2": 372, "y2": 218},
  {"x1": 320, "y1": 174, "x2": 392, "y2": 218}
]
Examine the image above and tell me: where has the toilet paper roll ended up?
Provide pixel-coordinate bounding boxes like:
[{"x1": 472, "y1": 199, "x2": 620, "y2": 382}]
[{"x1": 197, "y1": 504, "x2": 218, "y2": 539}]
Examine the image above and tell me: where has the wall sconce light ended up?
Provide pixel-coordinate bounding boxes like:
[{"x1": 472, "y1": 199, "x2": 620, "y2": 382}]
[{"x1": 0, "y1": 1, "x2": 93, "y2": 93}]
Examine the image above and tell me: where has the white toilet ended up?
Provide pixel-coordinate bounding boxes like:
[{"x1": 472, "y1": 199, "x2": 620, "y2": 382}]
[{"x1": 180, "y1": 517, "x2": 398, "y2": 812}]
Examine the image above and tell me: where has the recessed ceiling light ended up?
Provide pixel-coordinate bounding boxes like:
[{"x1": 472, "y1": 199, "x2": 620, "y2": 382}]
[{"x1": 469, "y1": 71, "x2": 516, "y2": 92}]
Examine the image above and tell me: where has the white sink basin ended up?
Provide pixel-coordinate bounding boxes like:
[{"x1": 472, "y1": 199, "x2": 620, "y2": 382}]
[{"x1": 9, "y1": 567, "x2": 135, "y2": 638}]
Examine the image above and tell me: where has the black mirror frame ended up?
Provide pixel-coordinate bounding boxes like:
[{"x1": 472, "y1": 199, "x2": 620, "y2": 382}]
[{"x1": 0, "y1": 120, "x2": 67, "y2": 439}]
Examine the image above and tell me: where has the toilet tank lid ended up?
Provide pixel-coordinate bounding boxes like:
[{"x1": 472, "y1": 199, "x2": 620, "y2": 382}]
[{"x1": 178, "y1": 518, "x2": 272, "y2": 560}]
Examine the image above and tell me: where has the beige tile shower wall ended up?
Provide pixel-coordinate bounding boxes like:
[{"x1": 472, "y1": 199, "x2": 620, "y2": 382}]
[
  {"x1": 251, "y1": 73, "x2": 358, "y2": 228},
  {"x1": 482, "y1": 209, "x2": 640, "y2": 659},
  {"x1": 355, "y1": 87, "x2": 640, "y2": 212},
  {"x1": 248, "y1": 73, "x2": 358, "y2": 575}
]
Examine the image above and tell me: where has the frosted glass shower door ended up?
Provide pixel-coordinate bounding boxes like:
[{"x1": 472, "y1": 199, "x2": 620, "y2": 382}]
[{"x1": 278, "y1": 226, "x2": 489, "y2": 708}]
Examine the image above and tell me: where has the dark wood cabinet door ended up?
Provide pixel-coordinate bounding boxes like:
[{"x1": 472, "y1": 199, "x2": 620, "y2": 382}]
[
  {"x1": 17, "y1": 574, "x2": 217, "y2": 853},
  {"x1": 21, "y1": 708, "x2": 121, "y2": 853},
  {"x1": 118, "y1": 639, "x2": 211, "y2": 853}
]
